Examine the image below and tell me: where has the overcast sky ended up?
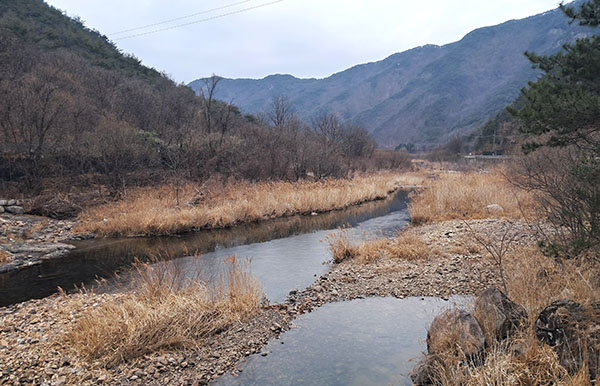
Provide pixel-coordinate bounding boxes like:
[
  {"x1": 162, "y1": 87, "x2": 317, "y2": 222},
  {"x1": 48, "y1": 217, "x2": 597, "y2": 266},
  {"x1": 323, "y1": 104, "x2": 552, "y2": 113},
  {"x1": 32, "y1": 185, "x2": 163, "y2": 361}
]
[{"x1": 45, "y1": 0, "x2": 564, "y2": 83}]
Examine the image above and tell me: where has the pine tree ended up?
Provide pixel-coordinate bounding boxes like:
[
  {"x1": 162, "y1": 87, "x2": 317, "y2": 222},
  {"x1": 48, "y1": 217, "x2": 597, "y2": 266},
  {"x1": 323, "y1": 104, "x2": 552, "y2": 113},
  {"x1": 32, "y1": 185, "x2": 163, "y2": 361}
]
[
  {"x1": 510, "y1": 1, "x2": 600, "y2": 152},
  {"x1": 511, "y1": 0, "x2": 600, "y2": 256}
]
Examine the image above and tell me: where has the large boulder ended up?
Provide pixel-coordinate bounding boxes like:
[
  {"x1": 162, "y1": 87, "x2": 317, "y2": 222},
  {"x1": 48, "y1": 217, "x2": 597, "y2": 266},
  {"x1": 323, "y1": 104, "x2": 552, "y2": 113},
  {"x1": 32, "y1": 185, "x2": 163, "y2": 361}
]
[
  {"x1": 427, "y1": 308, "x2": 486, "y2": 362},
  {"x1": 475, "y1": 287, "x2": 528, "y2": 341},
  {"x1": 535, "y1": 299, "x2": 600, "y2": 380}
]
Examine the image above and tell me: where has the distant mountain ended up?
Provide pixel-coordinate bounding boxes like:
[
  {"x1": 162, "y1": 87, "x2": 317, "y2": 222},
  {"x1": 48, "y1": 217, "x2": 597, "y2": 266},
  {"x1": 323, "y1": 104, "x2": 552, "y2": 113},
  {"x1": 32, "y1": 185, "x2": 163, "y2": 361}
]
[{"x1": 189, "y1": 2, "x2": 590, "y2": 148}]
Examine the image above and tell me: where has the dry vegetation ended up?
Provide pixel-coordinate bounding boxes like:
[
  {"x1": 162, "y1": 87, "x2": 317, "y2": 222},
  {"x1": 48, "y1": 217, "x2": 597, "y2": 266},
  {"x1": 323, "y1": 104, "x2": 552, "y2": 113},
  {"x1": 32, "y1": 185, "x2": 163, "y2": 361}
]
[
  {"x1": 0, "y1": 248, "x2": 12, "y2": 263},
  {"x1": 76, "y1": 172, "x2": 423, "y2": 237},
  {"x1": 435, "y1": 247, "x2": 600, "y2": 386},
  {"x1": 66, "y1": 256, "x2": 263, "y2": 365},
  {"x1": 327, "y1": 228, "x2": 432, "y2": 264},
  {"x1": 325, "y1": 167, "x2": 598, "y2": 384},
  {"x1": 409, "y1": 170, "x2": 538, "y2": 224}
]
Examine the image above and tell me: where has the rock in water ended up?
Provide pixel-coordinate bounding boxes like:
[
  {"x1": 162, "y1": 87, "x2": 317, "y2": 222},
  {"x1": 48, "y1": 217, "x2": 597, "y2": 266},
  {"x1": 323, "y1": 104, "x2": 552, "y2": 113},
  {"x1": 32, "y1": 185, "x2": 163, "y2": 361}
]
[
  {"x1": 475, "y1": 287, "x2": 527, "y2": 341},
  {"x1": 427, "y1": 308, "x2": 485, "y2": 362},
  {"x1": 535, "y1": 299, "x2": 600, "y2": 380}
]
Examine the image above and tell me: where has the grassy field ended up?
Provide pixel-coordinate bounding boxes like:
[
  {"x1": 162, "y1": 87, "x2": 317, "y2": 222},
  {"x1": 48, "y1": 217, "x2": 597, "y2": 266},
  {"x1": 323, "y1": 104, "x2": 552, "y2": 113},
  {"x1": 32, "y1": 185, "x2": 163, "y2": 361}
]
[{"x1": 76, "y1": 172, "x2": 425, "y2": 237}]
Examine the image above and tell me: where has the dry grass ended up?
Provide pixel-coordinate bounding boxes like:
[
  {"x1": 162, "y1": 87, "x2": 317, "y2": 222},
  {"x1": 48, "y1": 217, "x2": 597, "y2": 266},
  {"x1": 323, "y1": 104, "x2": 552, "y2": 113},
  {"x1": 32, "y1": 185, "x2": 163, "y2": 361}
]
[
  {"x1": 66, "y1": 256, "x2": 263, "y2": 365},
  {"x1": 409, "y1": 170, "x2": 538, "y2": 225},
  {"x1": 504, "y1": 246, "x2": 600, "y2": 323},
  {"x1": 76, "y1": 172, "x2": 420, "y2": 237},
  {"x1": 0, "y1": 248, "x2": 12, "y2": 264},
  {"x1": 387, "y1": 233, "x2": 432, "y2": 260},
  {"x1": 437, "y1": 332, "x2": 594, "y2": 386},
  {"x1": 326, "y1": 228, "x2": 432, "y2": 264},
  {"x1": 432, "y1": 245, "x2": 600, "y2": 385}
]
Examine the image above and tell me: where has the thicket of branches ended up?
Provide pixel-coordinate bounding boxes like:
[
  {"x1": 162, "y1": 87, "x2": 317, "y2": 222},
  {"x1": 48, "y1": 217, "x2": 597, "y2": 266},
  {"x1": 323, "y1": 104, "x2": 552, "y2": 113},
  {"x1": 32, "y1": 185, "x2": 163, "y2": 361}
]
[{"x1": 0, "y1": 3, "x2": 409, "y2": 194}]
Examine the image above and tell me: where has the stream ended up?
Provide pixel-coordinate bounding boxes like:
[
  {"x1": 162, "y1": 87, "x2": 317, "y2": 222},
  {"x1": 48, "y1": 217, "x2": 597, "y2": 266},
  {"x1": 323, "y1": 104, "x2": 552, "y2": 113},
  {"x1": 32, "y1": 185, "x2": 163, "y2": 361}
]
[
  {"x1": 0, "y1": 190, "x2": 410, "y2": 306},
  {"x1": 0, "y1": 190, "x2": 470, "y2": 385}
]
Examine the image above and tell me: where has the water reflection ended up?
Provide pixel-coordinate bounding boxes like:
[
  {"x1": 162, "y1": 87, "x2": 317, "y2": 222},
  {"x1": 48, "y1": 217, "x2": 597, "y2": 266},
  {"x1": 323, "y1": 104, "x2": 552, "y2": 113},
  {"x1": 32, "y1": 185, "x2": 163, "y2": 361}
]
[
  {"x1": 0, "y1": 191, "x2": 410, "y2": 306},
  {"x1": 215, "y1": 296, "x2": 471, "y2": 386}
]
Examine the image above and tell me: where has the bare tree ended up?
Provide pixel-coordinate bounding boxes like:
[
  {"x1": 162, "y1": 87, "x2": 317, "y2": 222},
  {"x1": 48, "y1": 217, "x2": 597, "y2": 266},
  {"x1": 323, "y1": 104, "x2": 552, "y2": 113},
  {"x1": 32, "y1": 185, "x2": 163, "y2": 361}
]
[{"x1": 267, "y1": 95, "x2": 295, "y2": 128}]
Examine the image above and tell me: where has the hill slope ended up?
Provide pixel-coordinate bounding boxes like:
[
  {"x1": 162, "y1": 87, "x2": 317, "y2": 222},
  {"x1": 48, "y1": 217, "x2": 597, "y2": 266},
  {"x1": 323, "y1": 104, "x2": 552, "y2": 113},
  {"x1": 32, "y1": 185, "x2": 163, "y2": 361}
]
[{"x1": 189, "y1": 3, "x2": 590, "y2": 148}]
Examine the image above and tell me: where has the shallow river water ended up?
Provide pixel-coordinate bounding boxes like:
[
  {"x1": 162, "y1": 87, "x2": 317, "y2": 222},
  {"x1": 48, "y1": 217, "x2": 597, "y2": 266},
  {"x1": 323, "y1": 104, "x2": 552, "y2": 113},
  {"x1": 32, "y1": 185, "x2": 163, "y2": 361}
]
[
  {"x1": 0, "y1": 190, "x2": 410, "y2": 305},
  {"x1": 215, "y1": 296, "x2": 471, "y2": 386}
]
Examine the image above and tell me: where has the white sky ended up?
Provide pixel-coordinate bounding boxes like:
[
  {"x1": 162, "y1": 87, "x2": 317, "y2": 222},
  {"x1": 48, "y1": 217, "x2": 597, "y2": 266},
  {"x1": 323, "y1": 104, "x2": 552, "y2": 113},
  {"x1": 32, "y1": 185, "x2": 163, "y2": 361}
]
[{"x1": 44, "y1": 0, "x2": 564, "y2": 83}]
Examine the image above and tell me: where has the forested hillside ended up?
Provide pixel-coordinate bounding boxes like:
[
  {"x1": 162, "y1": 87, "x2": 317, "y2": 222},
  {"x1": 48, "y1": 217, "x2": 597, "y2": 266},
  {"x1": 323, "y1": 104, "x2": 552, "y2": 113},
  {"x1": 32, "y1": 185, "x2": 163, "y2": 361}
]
[
  {"x1": 0, "y1": 0, "x2": 400, "y2": 199},
  {"x1": 190, "y1": 1, "x2": 590, "y2": 148}
]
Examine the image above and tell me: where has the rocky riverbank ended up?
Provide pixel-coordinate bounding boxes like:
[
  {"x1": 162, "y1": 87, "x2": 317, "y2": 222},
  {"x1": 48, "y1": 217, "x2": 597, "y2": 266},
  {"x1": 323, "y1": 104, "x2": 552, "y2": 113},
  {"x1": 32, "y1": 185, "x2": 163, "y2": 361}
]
[
  {"x1": 0, "y1": 218, "x2": 535, "y2": 385},
  {"x1": 0, "y1": 214, "x2": 79, "y2": 273}
]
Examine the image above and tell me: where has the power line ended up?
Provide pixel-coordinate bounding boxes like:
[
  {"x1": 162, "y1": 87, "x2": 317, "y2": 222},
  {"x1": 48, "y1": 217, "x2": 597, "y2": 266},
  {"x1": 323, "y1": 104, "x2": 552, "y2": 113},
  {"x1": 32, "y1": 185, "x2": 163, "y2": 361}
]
[
  {"x1": 113, "y1": 0, "x2": 285, "y2": 41},
  {"x1": 110, "y1": 0, "x2": 255, "y2": 36}
]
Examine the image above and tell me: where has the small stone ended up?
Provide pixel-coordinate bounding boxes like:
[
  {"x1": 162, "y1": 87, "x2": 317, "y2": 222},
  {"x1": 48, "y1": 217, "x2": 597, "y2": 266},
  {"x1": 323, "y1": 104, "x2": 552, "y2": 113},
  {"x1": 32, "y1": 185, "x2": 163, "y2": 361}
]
[
  {"x1": 6, "y1": 206, "x2": 25, "y2": 215},
  {"x1": 486, "y1": 204, "x2": 504, "y2": 213},
  {"x1": 52, "y1": 378, "x2": 66, "y2": 386}
]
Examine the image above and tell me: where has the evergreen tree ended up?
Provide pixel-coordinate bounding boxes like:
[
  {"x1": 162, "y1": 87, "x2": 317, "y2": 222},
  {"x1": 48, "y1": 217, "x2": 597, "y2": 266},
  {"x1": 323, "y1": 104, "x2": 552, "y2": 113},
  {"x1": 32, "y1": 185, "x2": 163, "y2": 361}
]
[
  {"x1": 510, "y1": 0, "x2": 600, "y2": 152},
  {"x1": 511, "y1": 0, "x2": 600, "y2": 256}
]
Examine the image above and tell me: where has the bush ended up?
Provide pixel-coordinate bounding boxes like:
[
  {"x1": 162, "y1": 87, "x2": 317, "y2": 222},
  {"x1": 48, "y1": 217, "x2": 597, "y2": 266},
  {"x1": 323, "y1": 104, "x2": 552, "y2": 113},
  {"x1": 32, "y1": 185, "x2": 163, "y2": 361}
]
[{"x1": 511, "y1": 147, "x2": 600, "y2": 258}]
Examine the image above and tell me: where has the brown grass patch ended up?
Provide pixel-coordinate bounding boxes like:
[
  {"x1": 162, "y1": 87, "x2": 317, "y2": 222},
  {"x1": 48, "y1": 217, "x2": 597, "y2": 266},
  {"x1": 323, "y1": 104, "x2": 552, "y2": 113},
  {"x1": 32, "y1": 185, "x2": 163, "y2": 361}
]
[
  {"x1": 387, "y1": 233, "x2": 432, "y2": 260},
  {"x1": 66, "y1": 256, "x2": 263, "y2": 365},
  {"x1": 409, "y1": 170, "x2": 538, "y2": 224},
  {"x1": 77, "y1": 172, "x2": 418, "y2": 237},
  {"x1": 326, "y1": 228, "x2": 432, "y2": 264}
]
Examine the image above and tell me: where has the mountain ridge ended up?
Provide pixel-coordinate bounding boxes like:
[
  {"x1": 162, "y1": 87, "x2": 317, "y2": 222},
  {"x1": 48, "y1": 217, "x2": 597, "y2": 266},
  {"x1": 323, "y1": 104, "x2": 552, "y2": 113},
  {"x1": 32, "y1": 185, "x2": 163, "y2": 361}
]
[{"x1": 189, "y1": 2, "x2": 591, "y2": 148}]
